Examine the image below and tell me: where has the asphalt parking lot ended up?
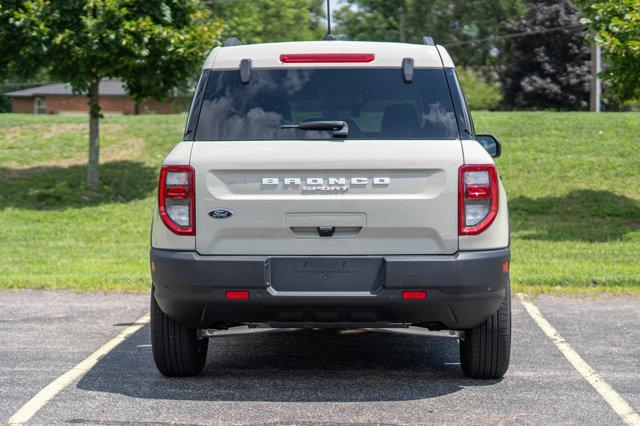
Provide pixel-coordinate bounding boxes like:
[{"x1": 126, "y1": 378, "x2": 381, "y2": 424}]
[{"x1": 1, "y1": 290, "x2": 639, "y2": 424}]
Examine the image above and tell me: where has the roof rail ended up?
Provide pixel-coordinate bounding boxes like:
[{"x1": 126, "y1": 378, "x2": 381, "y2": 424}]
[
  {"x1": 423, "y1": 36, "x2": 435, "y2": 46},
  {"x1": 223, "y1": 37, "x2": 242, "y2": 47}
]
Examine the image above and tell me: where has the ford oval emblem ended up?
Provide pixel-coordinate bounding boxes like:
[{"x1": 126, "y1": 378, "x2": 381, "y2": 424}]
[{"x1": 209, "y1": 208, "x2": 234, "y2": 219}]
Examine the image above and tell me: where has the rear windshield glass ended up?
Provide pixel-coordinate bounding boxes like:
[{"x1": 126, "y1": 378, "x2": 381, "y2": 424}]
[{"x1": 193, "y1": 68, "x2": 459, "y2": 141}]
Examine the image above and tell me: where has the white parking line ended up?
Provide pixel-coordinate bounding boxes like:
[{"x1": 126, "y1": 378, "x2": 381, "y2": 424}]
[
  {"x1": 518, "y1": 294, "x2": 640, "y2": 425},
  {"x1": 7, "y1": 314, "x2": 150, "y2": 425}
]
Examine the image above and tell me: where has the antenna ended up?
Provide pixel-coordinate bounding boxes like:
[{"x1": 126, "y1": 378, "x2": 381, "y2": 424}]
[{"x1": 323, "y1": 0, "x2": 336, "y2": 41}]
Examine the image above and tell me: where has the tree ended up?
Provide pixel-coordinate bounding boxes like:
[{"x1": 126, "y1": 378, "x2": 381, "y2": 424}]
[
  {"x1": 0, "y1": 1, "x2": 221, "y2": 191},
  {"x1": 334, "y1": 0, "x2": 405, "y2": 43},
  {"x1": 500, "y1": 0, "x2": 591, "y2": 110},
  {"x1": 578, "y1": 0, "x2": 640, "y2": 102},
  {"x1": 457, "y1": 67, "x2": 502, "y2": 110},
  {"x1": 334, "y1": 0, "x2": 526, "y2": 67},
  {"x1": 209, "y1": 0, "x2": 325, "y2": 44}
]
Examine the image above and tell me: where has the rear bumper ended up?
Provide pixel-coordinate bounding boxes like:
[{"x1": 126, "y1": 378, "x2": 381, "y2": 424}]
[{"x1": 150, "y1": 247, "x2": 510, "y2": 330}]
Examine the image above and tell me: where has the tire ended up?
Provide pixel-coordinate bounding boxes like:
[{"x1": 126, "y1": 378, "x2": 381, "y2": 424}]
[
  {"x1": 460, "y1": 280, "x2": 511, "y2": 379},
  {"x1": 150, "y1": 289, "x2": 208, "y2": 377}
]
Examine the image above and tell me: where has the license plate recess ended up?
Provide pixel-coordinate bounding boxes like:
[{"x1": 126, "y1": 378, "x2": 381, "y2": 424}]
[{"x1": 267, "y1": 257, "x2": 384, "y2": 293}]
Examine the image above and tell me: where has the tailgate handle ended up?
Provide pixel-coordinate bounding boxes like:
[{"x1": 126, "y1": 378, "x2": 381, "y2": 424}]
[
  {"x1": 289, "y1": 226, "x2": 362, "y2": 238},
  {"x1": 286, "y1": 213, "x2": 366, "y2": 238},
  {"x1": 317, "y1": 226, "x2": 335, "y2": 237}
]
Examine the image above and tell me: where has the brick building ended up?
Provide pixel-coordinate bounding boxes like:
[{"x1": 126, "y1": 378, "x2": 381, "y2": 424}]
[{"x1": 4, "y1": 79, "x2": 187, "y2": 114}]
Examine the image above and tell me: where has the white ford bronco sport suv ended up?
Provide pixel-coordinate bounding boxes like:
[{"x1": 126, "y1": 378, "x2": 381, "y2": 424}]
[{"x1": 150, "y1": 37, "x2": 511, "y2": 379}]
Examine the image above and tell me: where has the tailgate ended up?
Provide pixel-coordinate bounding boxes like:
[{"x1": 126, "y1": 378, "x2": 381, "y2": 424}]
[{"x1": 191, "y1": 139, "x2": 462, "y2": 255}]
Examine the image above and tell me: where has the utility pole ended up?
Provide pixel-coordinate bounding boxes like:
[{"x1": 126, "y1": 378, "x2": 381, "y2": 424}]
[{"x1": 590, "y1": 43, "x2": 601, "y2": 112}]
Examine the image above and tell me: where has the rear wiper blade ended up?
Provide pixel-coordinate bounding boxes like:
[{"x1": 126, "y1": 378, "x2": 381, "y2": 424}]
[{"x1": 281, "y1": 120, "x2": 348, "y2": 138}]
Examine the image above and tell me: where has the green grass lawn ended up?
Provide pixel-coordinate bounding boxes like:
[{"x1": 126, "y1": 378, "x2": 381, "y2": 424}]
[{"x1": 0, "y1": 112, "x2": 638, "y2": 294}]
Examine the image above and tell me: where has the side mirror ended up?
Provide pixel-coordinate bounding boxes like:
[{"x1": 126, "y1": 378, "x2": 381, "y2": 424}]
[{"x1": 476, "y1": 134, "x2": 501, "y2": 158}]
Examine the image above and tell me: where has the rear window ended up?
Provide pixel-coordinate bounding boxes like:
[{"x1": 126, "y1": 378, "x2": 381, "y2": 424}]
[{"x1": 191, "y1": 68, "x2": 459, "y2": 141}]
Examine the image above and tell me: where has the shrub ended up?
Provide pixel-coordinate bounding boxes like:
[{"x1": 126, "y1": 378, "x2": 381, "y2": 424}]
[
  {"x1": 500, "y1": 0, "x2": 591, "y2": 110},
  {"x1": 457, "y1": 67, "x2": 502, "y2": 110}
]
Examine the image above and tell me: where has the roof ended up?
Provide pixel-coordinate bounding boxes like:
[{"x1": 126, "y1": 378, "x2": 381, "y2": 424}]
[
  {"x1": 4, "y1": 79, "x2": 127, "y2": 97},
  {"x1": 204, "y1": 41, "x2": 455, "y2": 70}
]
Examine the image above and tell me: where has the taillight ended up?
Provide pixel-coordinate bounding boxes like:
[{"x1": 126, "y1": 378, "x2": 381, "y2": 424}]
[
  {"x1": 158, "y1": 165, "x2": 195, "y2": 235},
  {"x1": 459, "y1": 164, "x2": 499, "y2": 235}
]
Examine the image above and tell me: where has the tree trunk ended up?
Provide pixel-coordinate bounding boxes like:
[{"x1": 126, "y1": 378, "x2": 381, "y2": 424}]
[{"x1": 87, "y1": 77, "x2": 101, "y2": 191}]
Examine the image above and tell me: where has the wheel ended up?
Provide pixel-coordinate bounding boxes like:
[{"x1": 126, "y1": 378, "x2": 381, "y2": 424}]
[
  {"x1": 459, "y1": 280, "x2": 511, "y2": 379},
  {"x1": 150, "y1": 288, "x2": 208, "y2": 377}
]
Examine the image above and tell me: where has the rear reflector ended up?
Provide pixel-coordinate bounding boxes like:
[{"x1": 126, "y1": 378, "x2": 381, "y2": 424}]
[
  {"x1": 402, "y1": 291, "x2": 427, "y2": 300},
  {"x1": 279, "y1": 53, "x2": 375, "y2": 63},
  {"x1": 502, "y1": 261, "x2": 510, "y2": 273},
  {"x1": 226, "y1": 291, "x2": 249, "y2": 300}
]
